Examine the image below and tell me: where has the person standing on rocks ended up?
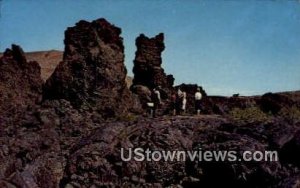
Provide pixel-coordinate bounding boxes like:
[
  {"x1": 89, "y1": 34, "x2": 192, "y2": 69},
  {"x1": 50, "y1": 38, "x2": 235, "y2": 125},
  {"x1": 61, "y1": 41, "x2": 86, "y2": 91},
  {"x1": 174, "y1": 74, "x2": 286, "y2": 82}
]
[
  {"x1": 182, "y1": 90, "x2": 187, "y2": 114},
  {"x1": 170, "y1": 90, "x2": 177, "y2": 115},
  {"x1": 177, "y1": 88, "x2": 187, "y2": 114},
  {"x1": 195, "y1": 87, "x2": 202, "y2": 115},
  {"x1": 151, "y1": 87, "x2": 161, "y2": 117},
  {"x1": 176, "y1": 88, "x2": 183, "y2": 114}
]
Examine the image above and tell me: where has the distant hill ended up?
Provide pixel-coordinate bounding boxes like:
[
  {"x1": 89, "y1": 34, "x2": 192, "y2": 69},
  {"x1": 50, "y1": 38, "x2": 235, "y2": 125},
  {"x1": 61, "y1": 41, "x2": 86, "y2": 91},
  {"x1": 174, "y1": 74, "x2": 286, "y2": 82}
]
[
  {"x1": 0, "y1": 50, "x2": 63, "y2": 81},
  {"x1": 1, "y1": 50, "x2": 133, "y2": 87},
  {"x1": 25, "y1": 50, "x2": 63, "y2": 81}
]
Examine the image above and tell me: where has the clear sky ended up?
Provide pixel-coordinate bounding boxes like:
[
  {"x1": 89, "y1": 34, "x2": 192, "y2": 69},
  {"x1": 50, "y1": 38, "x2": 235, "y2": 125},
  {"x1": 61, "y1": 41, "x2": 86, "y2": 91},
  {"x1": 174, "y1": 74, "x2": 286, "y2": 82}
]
[{"x1": 1, "y1": 0, "x2": 300, "y2": 96}]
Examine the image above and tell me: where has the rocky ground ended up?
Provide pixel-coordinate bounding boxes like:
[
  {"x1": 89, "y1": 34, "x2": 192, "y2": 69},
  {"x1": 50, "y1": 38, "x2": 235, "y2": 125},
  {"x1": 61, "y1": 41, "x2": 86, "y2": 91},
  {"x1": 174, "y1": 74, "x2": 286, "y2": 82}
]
[
  {"x1": 1, "y1": 107, "x2": 300, "y2": 187},
  {"x1": 1, "y1": 18, "x2": 300, "y2": 188}
]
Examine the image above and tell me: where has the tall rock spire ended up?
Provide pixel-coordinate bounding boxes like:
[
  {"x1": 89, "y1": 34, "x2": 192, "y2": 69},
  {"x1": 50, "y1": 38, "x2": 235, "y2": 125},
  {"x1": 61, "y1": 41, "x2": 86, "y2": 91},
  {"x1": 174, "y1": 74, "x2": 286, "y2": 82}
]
[
  {"x1": 44, "y1": 18, "x2": 135, "y2": 117},
  {"x1": 132, "y1": 33, "x2": 174, "y2": 90}
]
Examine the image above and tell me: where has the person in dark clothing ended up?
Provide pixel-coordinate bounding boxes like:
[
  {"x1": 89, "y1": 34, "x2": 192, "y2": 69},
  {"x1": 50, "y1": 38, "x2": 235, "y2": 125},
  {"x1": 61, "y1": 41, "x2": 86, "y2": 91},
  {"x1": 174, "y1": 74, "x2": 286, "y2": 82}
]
[
  {"x1": 176, "y1": 88, "x2": 183, "y2": 115},
  {"x1": 170, "y1": 91, "x2": 177, "y2": 115}
]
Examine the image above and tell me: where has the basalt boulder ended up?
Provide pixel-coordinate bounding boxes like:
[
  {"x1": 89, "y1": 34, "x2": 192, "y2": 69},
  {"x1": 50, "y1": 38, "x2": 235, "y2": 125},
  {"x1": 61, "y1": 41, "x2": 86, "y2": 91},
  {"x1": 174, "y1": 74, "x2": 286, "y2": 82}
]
[{"x1": 44, "y1": 18, "x2": 136, "y2": 117}]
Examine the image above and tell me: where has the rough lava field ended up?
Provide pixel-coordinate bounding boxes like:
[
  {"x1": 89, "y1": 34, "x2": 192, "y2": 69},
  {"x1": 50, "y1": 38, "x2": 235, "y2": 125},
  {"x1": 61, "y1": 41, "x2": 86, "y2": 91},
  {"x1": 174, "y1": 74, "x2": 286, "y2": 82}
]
[{"x1": 0, "y1": 18, "x2": 300, "y2": 188}]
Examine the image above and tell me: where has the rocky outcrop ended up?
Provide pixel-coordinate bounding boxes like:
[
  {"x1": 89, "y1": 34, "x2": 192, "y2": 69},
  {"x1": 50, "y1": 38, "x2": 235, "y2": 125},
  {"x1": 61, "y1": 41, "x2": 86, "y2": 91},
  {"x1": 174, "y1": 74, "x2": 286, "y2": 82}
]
[
  {"x1": 1, "y1": 17, "x2": 300, "y2": 188},
  {"x1": 0, "y1": 44, "x2": 43, "y2": 116},
  {"x1": 259, "y1": 92, "x2": 299, "y2": 115},
  {"x1": 0, "y1": 99, "x2": 99, "y2": 188},
  {"x1": 203, "y1": 96, "x2": 259, "y2": 115},
  {"x1": 130, "y1": 85, "x2": 152, "y2": 108},
  {"x1": 132, "y1": 33, "x2": 174, "y2": 90},
  {"x1": 44, "y1": 18, "x2": 136, "y2": 117},
  {"x1": 131, "y1": 33, "x2": 175, "y2": 113}
]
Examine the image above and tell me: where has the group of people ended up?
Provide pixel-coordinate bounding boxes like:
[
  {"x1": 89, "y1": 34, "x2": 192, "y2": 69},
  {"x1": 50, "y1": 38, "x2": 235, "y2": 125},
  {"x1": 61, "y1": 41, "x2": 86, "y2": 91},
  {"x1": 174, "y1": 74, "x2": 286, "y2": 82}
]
[
  {"x1": 148, "y1": 86, "x2": 203, "y2": 117},
  {"x1": 171, "y1": 87, "x2": 202, "y2": 115}
]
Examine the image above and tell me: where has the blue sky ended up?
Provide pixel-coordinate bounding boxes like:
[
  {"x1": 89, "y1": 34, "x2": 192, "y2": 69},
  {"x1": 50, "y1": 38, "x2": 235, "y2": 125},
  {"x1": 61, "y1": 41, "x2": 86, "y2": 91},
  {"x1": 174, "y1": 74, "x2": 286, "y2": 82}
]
[{"x1": 1, "y1": 0, "x2": 300, "y2": 96}]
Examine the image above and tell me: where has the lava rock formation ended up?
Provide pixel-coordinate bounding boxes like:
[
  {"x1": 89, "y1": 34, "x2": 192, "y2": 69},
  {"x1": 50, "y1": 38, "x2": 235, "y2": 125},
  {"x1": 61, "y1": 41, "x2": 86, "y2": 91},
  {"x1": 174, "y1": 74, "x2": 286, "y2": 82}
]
[
  {"x1": 132, "y1": 33, "x2": 174, "y2": 91},
  {"x1": 0, "y1": 17, "x2": 300, "y2": 188},
  {"x1": 44, "y1": 18, "x2": 136, "y2": 117},
  {"x1": 0, "y1": 45, "x2": 43, "y2": 116}
]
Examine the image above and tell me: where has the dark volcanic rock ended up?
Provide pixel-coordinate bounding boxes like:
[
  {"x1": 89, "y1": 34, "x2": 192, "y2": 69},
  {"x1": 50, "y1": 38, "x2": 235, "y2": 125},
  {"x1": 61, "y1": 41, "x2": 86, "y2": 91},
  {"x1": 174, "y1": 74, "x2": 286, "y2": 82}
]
[
  {"x1": 280, "y1": 128, "x2": 300, "y2": 167},
  {"x1": 58, "y1": 116, "x2": 300, "y2": 188},
  {"x1": 132, "y1": 33, "x2": 174, "y2": 90},
  {"x1": 0, "y1": 98, "x2": 100, "y2": 188},
  {"x1": 0, "y1": 44, "x2": 43, "y2": 116},
  {"x1": 131, "y1": 33, "x2": 175, "y2": 113},
  {"x1": 259, "y1": 92, "x2": 298, "y2": 115},
  {"x1": 130, "y1": 85, "x2": 152, "y2": 108},
  {"x1": 1, "y1": 17, "x2": 300, "y2": 188},
  {"x1": 60, "y1": 116, "x2": 225, "y2": 187},
  {"x1": 44, "y1": 18, "x2": 136, "y2": 117},
  {"x1": 203, "y1": 96, "x2": 259, "y2": 115}
]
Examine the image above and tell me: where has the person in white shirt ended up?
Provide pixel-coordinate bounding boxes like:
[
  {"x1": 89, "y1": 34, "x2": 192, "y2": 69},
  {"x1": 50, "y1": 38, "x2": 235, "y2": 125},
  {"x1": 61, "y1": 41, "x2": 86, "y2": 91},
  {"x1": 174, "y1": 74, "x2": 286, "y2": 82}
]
[
  {"x1": 177, "y1": 88, "x2": 187, "y2": 114},
  {"x1": 195, "y1": 88, "x2": 202, "y2": 115},
  {"x1": 182, "y1": 91, "x2": 187, "y2": 113},
  {"x1": 150, "y1": 87, "x2": 161, "y2": 117}
]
